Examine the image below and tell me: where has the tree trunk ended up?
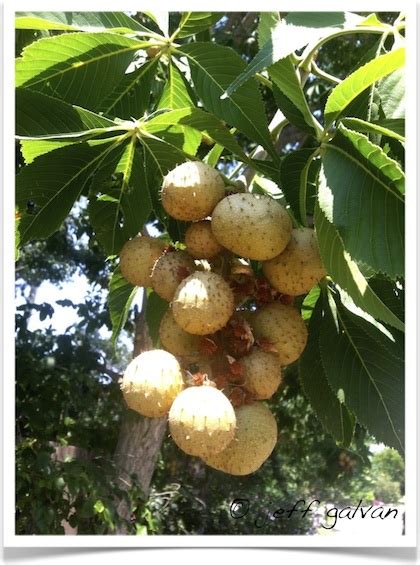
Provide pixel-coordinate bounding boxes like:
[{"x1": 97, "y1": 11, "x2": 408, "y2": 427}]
[{"x1": 112, "y1": 295, "x2": 167, "y2": 534}]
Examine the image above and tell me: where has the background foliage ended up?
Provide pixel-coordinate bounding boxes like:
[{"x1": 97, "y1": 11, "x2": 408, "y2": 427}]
[{"x1": 15, "y1": 11, "x2": 405, "y2": 535}]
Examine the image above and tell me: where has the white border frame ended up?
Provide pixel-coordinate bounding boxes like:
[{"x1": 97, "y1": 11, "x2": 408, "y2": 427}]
[{"x1": 2, "y1": 0, "x2": 418, "y2": 549}]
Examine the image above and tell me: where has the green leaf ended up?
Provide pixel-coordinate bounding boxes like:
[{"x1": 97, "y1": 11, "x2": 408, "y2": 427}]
[
  {"x1": 377, "y1": 68, "x2": 405, "y2": 119},
  {"x1": 358, "y1": 13, "x2": 390, "y2": 29},
  {"x1": 251, "y1": 159, "x2": 282, "y2": 185},
  {"x1": 158, "y1": 62, "x2": 194, "y2": 110},
  {"x1": 337, "y1": 38, "x2": 384, "y2": 123},
  {"x1": 203, "y1": 143, "x2": 224, "y2": 168},
  {"x1": 340, "y1": 117, "x2": 405, "y2": 142},
  {"x1": 15, "y1": 11, "x2": 151, "y2": 33},
  {"x1": 299, "y1": 297, "x2": 355, "y2": 446},
  {"x1": 16, "y1": 32, "x2": 148, "y2": 109},
  {"x1": 144, "y1": 107, "x2": 249, "y2": 163},
  {"x1": 257, "y1": 12, "x2": 281, "y2": 48},
  {"x1": 334, "y1": 123, "x2": 405, "y2": 194},
  {"x1": 314, "y1": 203, "x2": 404, "y2": 332},
  {"x1": 179, "y1": 43, "x2": 277, "y2": 160},
  {"x1": 154, "y1": 62, "x2": 204, "y2": 155},
  {"x1": 368, "y1": 275, "x2": 404, "y2": 323},
  {"x1": 145, "y1": 11, "x2": 168, "y2": 37},
  {"x1": 279, "y1": 148, "x2": 320, "y2": 222},
  {"x1": 108, "y1": 267, "x2": 138, "y2": 347},
  {"x1": 98, "y1": 58, "x2": 158, "y2": 120},
  {"x1": 270, "y1": 57, "x2": 318, "y2": 135},
  {"x1": 301, "y1": 285, "x2": 321, "y2": 321},
  {"x1": 145, "y1": 291, "x2": 168, "y2": 345},
  {"x1": 224, "y1": 12, "x2": 362, "y2": 97},
  {"x1": 16, "y1": 88, "x2": 115, "y2": 137},
  {"x1": 324, "y1": 47, "x2": 405, "y2": 127},
  {"x1": 177, "y1": 12, "x2": 222, "y2": 38},
  {"x1": 319, "y1": 127, "x2": 404, "y2": 278},
  {"x1": 21, "y1": 140, "x2": 75, "y2": 164},
  {"x1": 320, "y1": 293, "x2": 404, "y2": 454},
  {"x1": 16, "y1": 140, "x2": 116, "y2": 245},
  {"x1": 89, "y1": 141, "x2": 152, "y2": 255}
]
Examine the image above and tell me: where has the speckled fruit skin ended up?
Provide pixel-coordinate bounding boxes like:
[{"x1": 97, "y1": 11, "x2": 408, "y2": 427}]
[
  {"x1": 119, "y1": 236, "x2": 165, "y2": 287},
  {"x1": 202, "y1": 402, "x2": 277, "y2": 475},
  {"x1": 172, "y1": 271, "x2": 234, "y2": 335},
  {"x1": 185, "y1": 220, "x2": 223, "y2": 259},
  {"x1": 262, "y1": 228, "x2": 326, "y2": 296},
  {"x1": 161, "y1": 161, "x2": 226, "y2": 221},
  {"x1": 242, "y1": 349, "x2": 282, "y2": 400},
  {"x1": 120, "y1": 350, "x2": 184, "y2": 418},
  {"x1": 159, "y1": 309, "x2": 201, "y2": 357},
  {"x1": 168, "y1": 385, "x2": 236, "y2": 458},
  {"x1": 252, "y1": 302, "x2": 308, "y2": 365},
  {"x1": 211, "y1": 193, "x2": 292, "y2": 260},
  {"x1": 151, "y1": 251, "x2": 196, "y2": 301}
]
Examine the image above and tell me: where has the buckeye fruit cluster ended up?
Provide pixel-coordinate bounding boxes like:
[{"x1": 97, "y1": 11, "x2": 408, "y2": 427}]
[{"x1": 119, "y1": 161, "x2": 326, "y2": 476}]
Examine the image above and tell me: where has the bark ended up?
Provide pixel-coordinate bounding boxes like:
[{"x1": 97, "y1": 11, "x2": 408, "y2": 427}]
[{"x1": 112, "y1": 295, "x2": 167, "y2": 534}]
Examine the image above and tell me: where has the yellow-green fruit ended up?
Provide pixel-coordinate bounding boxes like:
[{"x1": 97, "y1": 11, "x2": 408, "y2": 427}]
[
  {"x1": 119, "y1": 235, "x2": 165, "y2": 287},
  {"x1": 120, "y1": 349, "x2": 184, "y2": 418},
  {"x1": 151, "y1": 251, "x2": 195, "y2": 302},
  {"x1": 159, "y1": 309, "x2": 201, "y2": 357},
  {"x1": 211, "y1": 193, "x2": 292, "y2": 260},
  {"x1": 161, "y1": 161, "x2": 226, "y2": 221},
  {"x1": 202, "y1": 403, "x2": 277, "y2": 475},
  {"x1": 242, "y1": 350, "x2": 282, "y2": 400},
  {"x1": 172, "y1": 271, "x2": 234, "y2": 335},
  {"x1": 262, "y1": 228, "x2": 326, "y2": 296},
  {"x1": 168, "y1": 385, "x2": 236, "y2": 457},
  {"x1": 185, "y1": 220, "x2": 223, "y2": 259},
  {"x1": 252, "y1": 302, "x2": 308, "y2": 365}
]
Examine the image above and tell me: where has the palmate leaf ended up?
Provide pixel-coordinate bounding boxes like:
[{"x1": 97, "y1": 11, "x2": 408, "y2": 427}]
[
  {"x1": 179, "y1": 43, "x2": 277, "y2": 160},
  {"x1": 270, "y1": 57, "x2": 318, "y2": 135},
  {"x1": 98, "y1": 58, "x2": 159, "y2": 120},
  {"x1": 88, "y1": 140, "x2": 153, "y2": 255},
  {"x1": 21, "y1": 140, "x2": 77, "y2": 164},
  {"x1": 16, "y1": 32, "x2": 149, "y2": 109},
  {"x1": 314, "y1": 203, "x2": 404, "y2": 332},
  {"x1": 340, "y1": 117, "x2": 405, "y2": 142},
  {"x1": 378, "y1": 69, "x2": 405, "y2": 119},
  {"x1": 177, "y1": 12, "x2": 222, "y2": 38},
  {"x1": 224, "y1": 12, "x2": 363, "y2": 97},
  {"x1": 15, "y1": 11, "x2": 152, "y2": 34},
  {"x1": 320, "y1": 292, "x2": 404, "y2": 454},
  {"x1": 368, "y1": 275, "x2": 404, "y2": 323},
  {"x1": 279, "y1": 148, "x2": 320, "y2": 222},
  {"x1": 319, "y1": 126, "x2": 404, "y2": 278},
  {"x1": 155, "y1": 62, "x2": 204, "y2": 155},
  {"x1": 203, "y1": 143, "x2": 225, "y2": 168},
  {"x1": 257, "y1": 12, "x2": 281, "y2": 48},
  {"x1": 144, "y1": 107, "x2": 249, "y2": 163},
  {"x1": 16, "y1": 88, "x2": 115, "y2": 137},
  {"x1": 145, "y1": 11, "x2": 169, "y2": 37},
  {"x1": 158, "y1": 126, "x2": 202, "y2": 157},
  {"x1": 16, "y1": 139, "x2": 117, "y2": 245},
  {"x1": 299, "y1": 297, "x2": 355, "y2": 447},
  {"x1": 108, "y1": 267, "x2": 138, "y2": 347},
  {"x1": 324, "y1": 47, "x2": 405, "y2": 127},
  {"x1": 157, "y1": 62, "x2": 195, "y2": 111},
  {"x1": 335, "y1": 38, "x2": 383, "y2": 124},
  {"x1": 333, "y1": 123, "x2": 405, "y2": 194}
]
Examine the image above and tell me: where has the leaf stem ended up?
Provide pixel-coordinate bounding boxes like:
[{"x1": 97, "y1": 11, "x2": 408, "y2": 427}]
[
  {"x1": 300, "y1": 26, "x2": 392, "y2": 72},
  {"x1": 310, "y1": 61, "x2": 342, "y2": 85}
]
